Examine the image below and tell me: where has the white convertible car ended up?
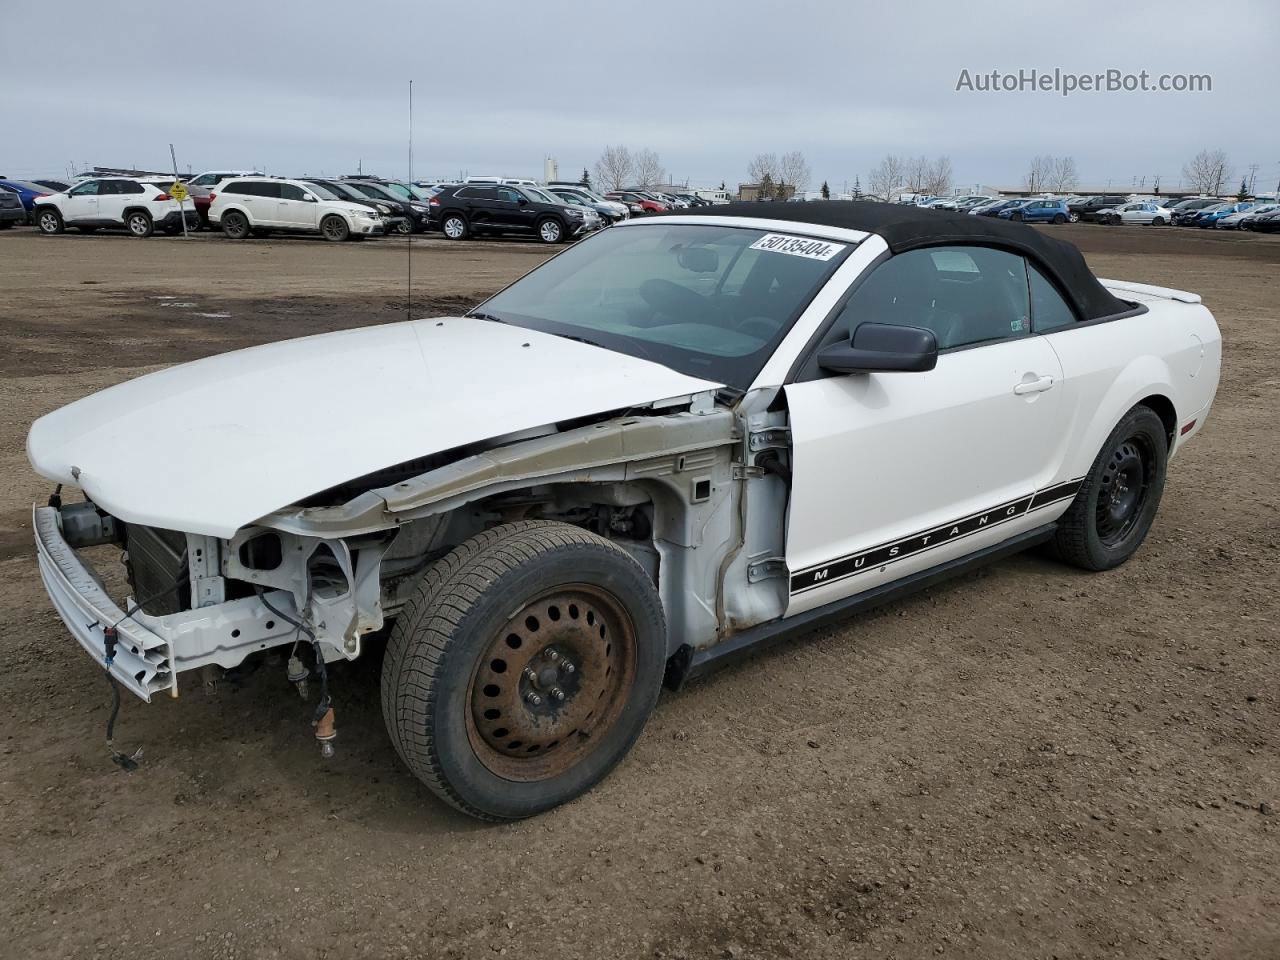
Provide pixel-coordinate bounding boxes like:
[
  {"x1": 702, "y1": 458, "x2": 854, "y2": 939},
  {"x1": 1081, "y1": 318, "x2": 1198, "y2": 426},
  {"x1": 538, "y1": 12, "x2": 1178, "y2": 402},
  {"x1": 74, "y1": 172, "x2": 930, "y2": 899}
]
[{"x1": 28, "y1": 202, "x2": 1221, "y2": 820}]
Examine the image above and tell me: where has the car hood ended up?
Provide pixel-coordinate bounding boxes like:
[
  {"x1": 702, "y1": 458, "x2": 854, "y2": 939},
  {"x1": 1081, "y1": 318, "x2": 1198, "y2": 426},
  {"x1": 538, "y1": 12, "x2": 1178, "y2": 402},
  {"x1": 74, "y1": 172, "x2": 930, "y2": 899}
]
[{"x1": 27, "y1": 317, "x2": 722, "y2": 537}]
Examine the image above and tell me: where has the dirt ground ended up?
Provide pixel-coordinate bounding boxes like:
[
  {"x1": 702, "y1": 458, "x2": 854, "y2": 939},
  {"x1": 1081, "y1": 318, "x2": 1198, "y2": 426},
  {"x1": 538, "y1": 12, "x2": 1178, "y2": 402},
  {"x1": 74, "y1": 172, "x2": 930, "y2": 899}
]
[{"x1": 0, "y1": 223, "x2": 1276, "y2": 960}]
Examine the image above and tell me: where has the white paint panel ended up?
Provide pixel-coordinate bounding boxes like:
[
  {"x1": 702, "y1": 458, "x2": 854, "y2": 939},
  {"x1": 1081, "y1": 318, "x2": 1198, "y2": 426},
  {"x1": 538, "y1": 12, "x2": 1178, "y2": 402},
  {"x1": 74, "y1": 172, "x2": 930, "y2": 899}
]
[{"x1": 26, "y1": 317, "x2": 720, "y2": 537}]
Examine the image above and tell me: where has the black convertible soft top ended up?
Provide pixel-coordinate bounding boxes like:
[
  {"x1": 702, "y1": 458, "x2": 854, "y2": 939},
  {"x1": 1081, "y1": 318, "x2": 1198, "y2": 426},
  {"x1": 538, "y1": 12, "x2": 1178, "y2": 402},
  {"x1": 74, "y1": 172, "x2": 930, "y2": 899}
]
[{"x1": 676, "y1": 200, "x2": 1131, "y2": 322}]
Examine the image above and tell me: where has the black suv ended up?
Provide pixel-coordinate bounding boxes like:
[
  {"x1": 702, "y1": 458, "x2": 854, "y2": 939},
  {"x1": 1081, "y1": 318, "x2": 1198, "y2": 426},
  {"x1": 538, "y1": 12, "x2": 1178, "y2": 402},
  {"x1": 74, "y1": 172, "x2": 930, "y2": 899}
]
[
  {"x1": 1068, "y1": 195, "x2": 1130, "y2": 222},
  {"x1": 429, "y1": 184, "x2": 593, "y2": 243},
  {"x1": 340, "y1": 179, "x2": 432, "y2": 233}
]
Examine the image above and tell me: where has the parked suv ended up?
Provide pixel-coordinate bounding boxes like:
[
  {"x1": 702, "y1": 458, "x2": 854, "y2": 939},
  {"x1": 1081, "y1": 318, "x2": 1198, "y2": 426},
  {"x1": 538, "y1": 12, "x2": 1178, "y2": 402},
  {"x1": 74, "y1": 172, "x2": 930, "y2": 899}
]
[
  {"x1": 1069, "y1": 195, "x2": 1130, "y2": 222},
  {"x1": 0, "y1": 186, "x2": 26, "y2": 228},
  {"x1": 209, "y1": 177, "x2": 385, "y2": 241},
  {"x1": 33, "y1": 177, "x2": 200, "y2": 237},
  {"x1": 340, "y1": 179, "x2": 431, "y2": 234},
  {"x1": 429, "y1": 183, "x2": 596, "y2": 242},
  {"x1": 184, "y1": 170, "x2": 262, "y2": 228}
]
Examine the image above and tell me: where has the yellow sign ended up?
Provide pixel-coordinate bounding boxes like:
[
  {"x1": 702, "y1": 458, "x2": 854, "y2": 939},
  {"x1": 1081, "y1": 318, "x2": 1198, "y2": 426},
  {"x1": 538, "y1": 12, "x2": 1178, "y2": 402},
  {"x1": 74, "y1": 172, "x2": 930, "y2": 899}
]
[{"x1": 169, "y1": 181, "x2": 188, "y2": 202}]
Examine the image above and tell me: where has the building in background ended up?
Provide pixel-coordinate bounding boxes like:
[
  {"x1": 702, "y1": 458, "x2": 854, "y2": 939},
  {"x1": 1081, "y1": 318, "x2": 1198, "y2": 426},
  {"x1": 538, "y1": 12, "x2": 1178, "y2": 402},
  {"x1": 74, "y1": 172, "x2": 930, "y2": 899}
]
[{"x1": 543, "y1": 156, "x2": 559, "y2": 183}]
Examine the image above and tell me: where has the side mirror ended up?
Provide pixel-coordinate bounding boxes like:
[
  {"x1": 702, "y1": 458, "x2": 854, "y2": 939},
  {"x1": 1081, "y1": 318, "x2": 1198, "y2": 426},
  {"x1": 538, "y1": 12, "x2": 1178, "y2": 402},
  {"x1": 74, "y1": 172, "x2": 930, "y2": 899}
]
[
  {"x1": 817, "y1": 322, "x2": 938, "y2": 375},
  {"x1": 302, "y1": 194, "x2": 317, "y2": 202}
]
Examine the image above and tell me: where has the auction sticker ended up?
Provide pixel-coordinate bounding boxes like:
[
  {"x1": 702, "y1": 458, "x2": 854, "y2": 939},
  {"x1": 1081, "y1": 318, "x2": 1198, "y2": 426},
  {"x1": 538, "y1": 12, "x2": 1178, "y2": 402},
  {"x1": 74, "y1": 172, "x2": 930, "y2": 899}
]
[{"x1": 750, "y1": 233, "x2": 846, "y2": 261}]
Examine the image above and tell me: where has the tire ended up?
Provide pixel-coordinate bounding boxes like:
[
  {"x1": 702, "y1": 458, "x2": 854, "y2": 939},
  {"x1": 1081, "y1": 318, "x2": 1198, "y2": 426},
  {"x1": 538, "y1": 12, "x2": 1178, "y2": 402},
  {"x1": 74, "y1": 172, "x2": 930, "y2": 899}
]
[
  {"x1": 381, "y1": 519, "x2": 666, "y2": 821},
  {"x1": 1051, "y1": 406, "x2": 1168, "y2": 572},
  {"x1": 320, "y1": 215, "x2": 350, "y2": 242},
  {"x1": 1010, "y1": 211, "x2": 1023, "y2": 222},
  {"x1": 1052, "y1": 213, "x2": 1066, "y2": 224},
  {"x1": 396, "y1": 218, "x2": 413, "y2": 236},
  {"x1": 1152, "y1": 216, "x2": 1166, "y2": 226},
  {"x1": 537, "y1": 217, "x2": 565, "y2": 243},
  {"x1": 221, "y1": 211, "x2": 250, "y2": 240},
  {"x1": 126, "y1": 210, "x2": 153, "y2": 238},
  {"x1": 36, "y1": 208, "x2": 63, "y2": 235},
  {"x1": 441, "y1": 213, "x2": 468, "y2": 240}
]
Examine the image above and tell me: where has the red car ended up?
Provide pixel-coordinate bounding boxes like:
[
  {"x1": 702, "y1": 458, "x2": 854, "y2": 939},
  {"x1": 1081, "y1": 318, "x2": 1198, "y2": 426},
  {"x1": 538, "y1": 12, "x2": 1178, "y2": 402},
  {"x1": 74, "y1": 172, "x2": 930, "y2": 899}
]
[{"x1": 605, "y1": 191, "x2": 666, "y2": 214}]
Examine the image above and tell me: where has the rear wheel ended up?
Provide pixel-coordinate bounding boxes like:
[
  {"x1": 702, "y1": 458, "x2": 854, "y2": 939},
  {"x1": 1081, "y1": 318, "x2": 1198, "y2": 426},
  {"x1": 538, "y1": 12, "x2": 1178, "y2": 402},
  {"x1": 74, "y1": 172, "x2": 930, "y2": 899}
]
[
  {"x1": 381, "y1": 520, "x2": 666, "y2": 821},
  {"x1": 441, "y1": 213, "x2": 468, "y2": 240},
  {"x1": 1010, "y1": 211, "x2": 1023, "y2": 221},
  {"x1": 320, "y1": 215, "x2": 350, "y2": 242},
  {"x1": 126, "y1": 211, "x2": 153, "y2": 238},
  {"x1": 36, "y1": 208, "x2": 63, "y2": 235},
  {"x1": 221, "y1": 211, "x2": 250, "y2": 240},
  {"x1": 1051, "y1": 406, "x2": 1168, "y2": 571}
]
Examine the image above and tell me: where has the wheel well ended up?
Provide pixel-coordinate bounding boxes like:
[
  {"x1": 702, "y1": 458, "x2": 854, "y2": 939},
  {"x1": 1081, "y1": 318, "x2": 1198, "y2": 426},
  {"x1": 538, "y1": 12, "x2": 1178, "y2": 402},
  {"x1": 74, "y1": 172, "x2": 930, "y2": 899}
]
[{"x1": 1137, "y1": 394, "x2": 1177, "y2": 449}]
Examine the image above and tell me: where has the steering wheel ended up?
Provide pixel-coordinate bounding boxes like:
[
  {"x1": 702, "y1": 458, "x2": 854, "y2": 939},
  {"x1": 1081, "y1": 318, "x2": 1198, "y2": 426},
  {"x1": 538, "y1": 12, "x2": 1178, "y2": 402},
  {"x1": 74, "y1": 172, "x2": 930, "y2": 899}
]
[{"x1": 638, "y1": 278, "x2": 705, "y2": 321}]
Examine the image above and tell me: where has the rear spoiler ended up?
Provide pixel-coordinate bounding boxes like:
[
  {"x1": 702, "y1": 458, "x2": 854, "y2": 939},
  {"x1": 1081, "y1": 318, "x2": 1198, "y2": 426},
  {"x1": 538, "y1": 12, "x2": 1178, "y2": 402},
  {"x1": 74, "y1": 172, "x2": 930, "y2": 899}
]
[{"x1": 1099, "y1": 279, "x2": 1202, "y2": 304}]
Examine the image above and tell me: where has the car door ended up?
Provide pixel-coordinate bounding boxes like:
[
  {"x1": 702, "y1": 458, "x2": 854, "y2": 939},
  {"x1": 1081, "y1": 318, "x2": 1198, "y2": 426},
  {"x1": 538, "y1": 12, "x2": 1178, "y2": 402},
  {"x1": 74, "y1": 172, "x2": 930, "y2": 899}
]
[
  {"x1": 61, "y1": 179, "x2": 100, "y2": 222},
  {"x1": 244, "y1": 181, "x2": 282, "y2": 225},
  {"x1": 99, "y1": 180, "x2": 142, "y2": 225},
  {"x1": 276, "y1": 182, "x2": 318, "y2": 229},
  {"x1": 496, "y1": 187, "x2": 533, "y2": 230},
  {"x1": 783, "y1": 245, "x2": 1071, "y2": 614}
]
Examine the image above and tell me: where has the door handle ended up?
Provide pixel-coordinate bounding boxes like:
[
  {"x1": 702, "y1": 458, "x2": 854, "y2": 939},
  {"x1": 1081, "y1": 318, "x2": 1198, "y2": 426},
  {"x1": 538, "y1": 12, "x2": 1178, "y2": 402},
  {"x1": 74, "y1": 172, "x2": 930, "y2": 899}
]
[{"x1": 1014, "y1": 375, "x2": 1055, "y2": 395}]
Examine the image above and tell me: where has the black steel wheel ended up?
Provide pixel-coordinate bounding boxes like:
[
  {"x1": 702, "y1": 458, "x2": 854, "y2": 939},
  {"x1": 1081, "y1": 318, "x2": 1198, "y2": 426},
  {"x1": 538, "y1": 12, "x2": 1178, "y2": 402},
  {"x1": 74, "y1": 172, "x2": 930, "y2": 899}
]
[
  {"x1": 222, "y1": 211, "x2": 250, "y2": 240},
  {"x1": 1051, "y1": 405, "x2": 1168, "y2": 571}
]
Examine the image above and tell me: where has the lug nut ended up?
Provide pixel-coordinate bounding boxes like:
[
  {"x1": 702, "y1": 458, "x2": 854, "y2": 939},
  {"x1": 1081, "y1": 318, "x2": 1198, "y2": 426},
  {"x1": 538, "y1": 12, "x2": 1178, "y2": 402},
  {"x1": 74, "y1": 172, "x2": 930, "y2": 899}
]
[
  {"x1": 561, "y1": 661, "x2": 575, "y2": 674},
  {"x1": 546, "y1": 649, "x2": 560, "y2": 662},
  {"x1": 526, "y1": 692, "x2": 543, "y2": 706},
  {"x1": 550, "y1": 687, "x2": 566, "y2": 701},
  {"x1": 523, "y1": 667, "x2": 538, "y2": 682}
]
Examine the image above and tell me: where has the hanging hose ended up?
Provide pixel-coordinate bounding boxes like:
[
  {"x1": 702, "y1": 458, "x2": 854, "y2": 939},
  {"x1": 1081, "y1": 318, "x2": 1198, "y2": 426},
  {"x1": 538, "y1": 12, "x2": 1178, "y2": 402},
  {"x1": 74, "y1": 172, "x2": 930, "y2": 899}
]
[{"x1": 256, "y1": 588, "x2": 336, "y2": 756}]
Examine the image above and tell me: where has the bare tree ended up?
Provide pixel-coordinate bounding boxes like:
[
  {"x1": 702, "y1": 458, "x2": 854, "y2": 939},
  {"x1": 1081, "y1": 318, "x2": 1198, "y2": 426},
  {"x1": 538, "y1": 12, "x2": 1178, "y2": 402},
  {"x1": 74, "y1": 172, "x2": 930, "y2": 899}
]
[
  {"x1": 1024, "y1": 155, "x2": 1055, "y2": 193},
  {"x1": 1182, "y1": 148, "x2": 1230, "y2": 195},
  {"x1": 924, "y1": 156, "x2": 952, "y2": 196},
  {"x1": 632, "y1": 148, "x2": 665, "y2": 188},
  {"x1": 867, "y1": 154, "x2": 906, "y2": 201},
  {"x1": 747, "y1": 152, "x2": 779, "y2": 186},
  {"x1": 778, "y1": 151, "x2": 812, "y2": 195},
  {"x1": 1049, "y1": 156, "x2": 1079, "y2": 193},
  {"x1": 594, "y1": 145, "x2": 633, "y2": 192}
]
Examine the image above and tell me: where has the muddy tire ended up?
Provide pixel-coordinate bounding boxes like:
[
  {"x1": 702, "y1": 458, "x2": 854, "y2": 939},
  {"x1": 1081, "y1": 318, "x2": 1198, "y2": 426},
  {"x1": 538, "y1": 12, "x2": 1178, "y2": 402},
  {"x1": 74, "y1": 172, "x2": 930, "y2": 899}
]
[
  {"x1": 1051, "y1": 406, "x2": 1168, "y2": 571},
  {"x1": 320, "y1": 215, "x2": 350, "y2": 242},
  {"x1": 381, "y1": 520, "x2": 666, "y2": 821},
  {"x1": 221, "y1": 211, "x2": 250, "y2": 240}
]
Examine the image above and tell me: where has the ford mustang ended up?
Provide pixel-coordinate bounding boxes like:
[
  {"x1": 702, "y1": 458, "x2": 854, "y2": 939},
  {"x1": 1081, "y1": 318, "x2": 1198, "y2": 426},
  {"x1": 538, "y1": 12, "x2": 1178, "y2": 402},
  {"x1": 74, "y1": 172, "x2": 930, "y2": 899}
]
[{"x1": 27, "y1": 201, "x2": 1222, "y2": 820}]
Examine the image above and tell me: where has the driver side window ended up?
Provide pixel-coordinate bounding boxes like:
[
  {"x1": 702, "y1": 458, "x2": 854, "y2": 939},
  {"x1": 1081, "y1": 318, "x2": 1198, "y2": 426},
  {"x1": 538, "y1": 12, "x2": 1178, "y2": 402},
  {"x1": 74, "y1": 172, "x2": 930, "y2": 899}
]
[{"x1": 815, "y1": 245, "x2": 1031, "y2": 362}]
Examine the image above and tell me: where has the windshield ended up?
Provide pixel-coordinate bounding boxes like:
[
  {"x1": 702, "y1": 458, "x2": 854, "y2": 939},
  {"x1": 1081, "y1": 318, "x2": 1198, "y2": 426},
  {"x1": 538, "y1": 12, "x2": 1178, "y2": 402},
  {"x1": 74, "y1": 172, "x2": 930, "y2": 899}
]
[
  {"x1": 350, "y1": 182, "x2": 398, "y2": 201},
  {"x1": 318, "y1": 181, "x2": 363, "y2": 201},
  {"x1": 524, "y1": 188, "x2": 559, "y2": 205},
  {"x1": 303, "y1": 181, "x2": 344, "y2": 201},
  {"x1": 383, "y1": 182, "x2": 415, "y2": 200},
  {"x1": 472, "y1": 223, "x2": 853, "y2": 389}
]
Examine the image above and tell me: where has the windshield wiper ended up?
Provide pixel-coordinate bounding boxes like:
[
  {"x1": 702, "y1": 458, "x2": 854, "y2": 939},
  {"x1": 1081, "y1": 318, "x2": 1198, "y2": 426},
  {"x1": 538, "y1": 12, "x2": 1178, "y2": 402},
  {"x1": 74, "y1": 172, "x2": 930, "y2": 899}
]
[{"x1": 467, "y1": 310, "x2": 505, "y2": 323}]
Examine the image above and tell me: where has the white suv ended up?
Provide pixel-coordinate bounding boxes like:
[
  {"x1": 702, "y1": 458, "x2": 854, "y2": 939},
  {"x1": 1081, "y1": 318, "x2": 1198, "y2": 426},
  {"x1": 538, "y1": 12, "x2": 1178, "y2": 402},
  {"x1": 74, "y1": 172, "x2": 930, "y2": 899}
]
[
  {"x1": 33, "y1": 177, "x2": 200, "y2": 237},
  {"x1": 209, "y1": 177, "x2": 387, "y2": 241}
]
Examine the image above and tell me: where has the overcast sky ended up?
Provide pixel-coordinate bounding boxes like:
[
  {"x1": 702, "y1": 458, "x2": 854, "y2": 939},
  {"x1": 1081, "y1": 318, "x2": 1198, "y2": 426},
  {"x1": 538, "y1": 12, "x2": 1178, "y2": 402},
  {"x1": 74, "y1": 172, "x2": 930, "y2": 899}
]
[{"x1": 3, "y1": 0, "x2": 1278, "y2": 193}]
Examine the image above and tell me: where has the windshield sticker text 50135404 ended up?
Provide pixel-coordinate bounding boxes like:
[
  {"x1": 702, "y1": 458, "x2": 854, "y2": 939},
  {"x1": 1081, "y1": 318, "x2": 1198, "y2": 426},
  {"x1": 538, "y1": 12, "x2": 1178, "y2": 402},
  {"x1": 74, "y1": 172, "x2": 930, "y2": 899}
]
[{"x1": 749, "y1": 234, "x2": 847, "y2": 261}]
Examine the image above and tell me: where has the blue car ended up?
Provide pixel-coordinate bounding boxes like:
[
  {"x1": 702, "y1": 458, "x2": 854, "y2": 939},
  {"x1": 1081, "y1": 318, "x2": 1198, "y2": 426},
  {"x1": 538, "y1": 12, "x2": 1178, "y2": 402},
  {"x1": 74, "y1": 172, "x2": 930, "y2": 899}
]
[
  {"x1": 998, "y1": 198, "x2": 1071, "y2": 224},
  {"x1": 1196, "y1": 201, "x2": 1252, "y2": 228},
  {"x1": 0, "y1": 178, "x2": 59, "y2": 220}
]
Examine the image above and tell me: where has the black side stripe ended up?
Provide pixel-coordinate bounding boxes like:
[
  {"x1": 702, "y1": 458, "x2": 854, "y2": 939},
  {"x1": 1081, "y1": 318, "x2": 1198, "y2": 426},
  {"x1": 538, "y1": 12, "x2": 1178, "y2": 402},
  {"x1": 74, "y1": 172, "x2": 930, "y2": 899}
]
[{"x1": 789, "y1": 477, "x2": 1086, "y2": 596}]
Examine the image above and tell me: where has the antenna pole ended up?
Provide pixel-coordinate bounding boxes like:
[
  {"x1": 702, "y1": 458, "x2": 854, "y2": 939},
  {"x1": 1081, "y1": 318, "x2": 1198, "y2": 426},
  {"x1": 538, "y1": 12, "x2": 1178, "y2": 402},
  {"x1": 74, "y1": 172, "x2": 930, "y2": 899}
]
[{"x1": 407, "y1": 79, "x2": 413, "y2": 322}]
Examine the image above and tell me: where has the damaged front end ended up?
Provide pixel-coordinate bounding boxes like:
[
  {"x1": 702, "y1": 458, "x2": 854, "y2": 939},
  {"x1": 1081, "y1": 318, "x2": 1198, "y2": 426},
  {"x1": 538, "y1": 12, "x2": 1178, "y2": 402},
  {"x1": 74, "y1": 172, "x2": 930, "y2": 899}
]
[{"x1": 33, "y1": 393, "x2": 750, "y2": 706}]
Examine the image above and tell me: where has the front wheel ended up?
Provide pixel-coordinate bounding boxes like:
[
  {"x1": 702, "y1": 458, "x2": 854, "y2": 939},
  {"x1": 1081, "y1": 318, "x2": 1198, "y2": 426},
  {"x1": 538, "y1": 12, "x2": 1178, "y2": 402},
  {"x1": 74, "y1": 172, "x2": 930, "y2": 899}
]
[
  {"x1": 126, "y1": 211, "x2": 153, "y2": 238},
  {"x1": 1051, "y1": 406, "x2": 1168, "y2": 571},
  {"x1": 320, "y1": 215, "x2": 350, "y2": 242},
  {"x1": 1052, "y1": 213, "x2": 1066, "y2": 224},
  {"x1": 1152, "y1": 216, "x2": 1166, "y2": 226},
  {"x1": 537, "y1": 217, "x2": 565, "y2": 243},
  {"x1": 381, "y1": 520, "x2": 666, "y2": 821},
  {"x1": 36, "y1": 208, "x2": 64, "y2": 235}
]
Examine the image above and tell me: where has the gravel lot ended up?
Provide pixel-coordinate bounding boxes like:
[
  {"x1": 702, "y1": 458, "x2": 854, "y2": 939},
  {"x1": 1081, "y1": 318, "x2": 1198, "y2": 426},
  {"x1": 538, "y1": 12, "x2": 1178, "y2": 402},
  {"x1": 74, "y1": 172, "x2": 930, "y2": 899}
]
[{"x1": 1, "y1": 224, "x2": 1277, "y2": 960}]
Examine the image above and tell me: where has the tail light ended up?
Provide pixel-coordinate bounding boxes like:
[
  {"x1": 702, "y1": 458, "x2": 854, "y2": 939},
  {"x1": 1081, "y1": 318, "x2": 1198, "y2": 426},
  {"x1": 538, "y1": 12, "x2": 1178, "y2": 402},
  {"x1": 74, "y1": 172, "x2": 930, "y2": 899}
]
[
  {"x1": 207, "y1": 192, "x2": 216, "y2": 201},
  {"x1": 153, "y1": 193, "x2": 171, "y2": 201},
  {"x1": 429, "y1": 196, "x2": 440, "y2": 206}
]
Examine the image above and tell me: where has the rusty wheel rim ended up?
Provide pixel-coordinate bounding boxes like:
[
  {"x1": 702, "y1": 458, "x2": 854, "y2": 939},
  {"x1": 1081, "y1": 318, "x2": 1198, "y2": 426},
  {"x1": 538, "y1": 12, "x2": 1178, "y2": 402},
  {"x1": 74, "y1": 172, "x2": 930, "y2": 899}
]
[{"x1": 466, "y1": 584, "x2": 637, "y2": 782}]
